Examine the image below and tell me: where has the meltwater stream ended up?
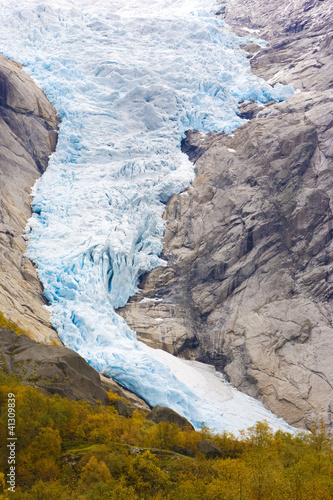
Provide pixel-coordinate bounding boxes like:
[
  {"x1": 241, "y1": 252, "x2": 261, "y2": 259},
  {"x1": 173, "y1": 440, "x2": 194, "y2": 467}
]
[{"x1": 0, "y1": 0, "x2": 295, "y2": 433}]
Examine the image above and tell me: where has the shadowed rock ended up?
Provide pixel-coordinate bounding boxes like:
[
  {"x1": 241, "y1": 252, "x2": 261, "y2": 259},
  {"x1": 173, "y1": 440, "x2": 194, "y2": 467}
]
[
  {"x1": 0, "y1": 327, "x2": 149, "y2": 411},
  {"x1": 197, "y1": 439, "x2": 223, "y2": 458},
  {"x1": 146, "y1": 405, "x2": 195, "y2": 430},
  {"x1": 172, "y1": 444, "x2": 195, "y2": 457},
  {"x1": 0, "y1": 327, "x2": 109, "y2": 403}
]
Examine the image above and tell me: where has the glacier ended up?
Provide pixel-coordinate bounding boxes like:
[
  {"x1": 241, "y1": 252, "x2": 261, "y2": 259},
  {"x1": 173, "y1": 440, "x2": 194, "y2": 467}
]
[{"x1": 0, "y1": 0, "x2": 296, "y2": 433}]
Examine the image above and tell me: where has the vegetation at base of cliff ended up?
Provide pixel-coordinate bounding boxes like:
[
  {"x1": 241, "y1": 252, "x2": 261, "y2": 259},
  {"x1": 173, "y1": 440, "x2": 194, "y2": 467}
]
[
  {"x1": 0, "y1": 369, "x2": 332, "y2": 499},
  {"x1": 0, "y1": 312, "x2": 30, "y2": 338}
]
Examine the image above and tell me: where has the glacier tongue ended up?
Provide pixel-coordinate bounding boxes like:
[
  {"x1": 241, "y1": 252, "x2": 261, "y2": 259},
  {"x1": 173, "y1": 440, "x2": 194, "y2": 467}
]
[{"x1": 0, "y1": 0, "x2": 295, "y2": 433}]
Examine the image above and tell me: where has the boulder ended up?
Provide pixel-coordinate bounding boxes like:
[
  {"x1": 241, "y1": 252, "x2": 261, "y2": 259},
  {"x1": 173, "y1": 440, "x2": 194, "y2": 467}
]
[
  {"x1": 197, "y1": 439, "x2": 223, "y2": 458},
  {"x1": 113, "y1": 398, "x2": 134, "y2": 417},
  {"x1": 146, "y1": 405, "x2": 194, "y2": 430},
  {"x1": 172, "y1": 444, "x2": 195, "y2": 457}
]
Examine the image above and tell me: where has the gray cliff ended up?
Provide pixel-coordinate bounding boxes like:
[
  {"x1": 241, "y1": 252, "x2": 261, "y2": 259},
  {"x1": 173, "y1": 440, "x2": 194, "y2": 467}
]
[
  {"x1": 0, "y1": 54, "x2": 60, "y2": 344},
  {"x1": 118, "y1": 0, "x2": 333, "y2": 430}
]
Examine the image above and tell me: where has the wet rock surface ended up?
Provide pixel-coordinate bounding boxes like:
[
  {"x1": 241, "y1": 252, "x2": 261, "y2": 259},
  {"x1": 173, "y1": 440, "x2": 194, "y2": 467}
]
[
  {"x1": 118, "y1": 0, "x2": 333, "y2": 430},
  {"x1": 0, "y1": 55, "x2": 60, "y2": 343}
]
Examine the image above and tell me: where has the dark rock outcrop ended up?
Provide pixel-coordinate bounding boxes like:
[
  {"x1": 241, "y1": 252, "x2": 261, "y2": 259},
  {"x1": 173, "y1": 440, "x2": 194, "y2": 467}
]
[
  {"x1": 112, "y1": 398, "x2": 134, "y2": 417},
  {"x1": 0, "y1": 326, "x2": 150, "y2": 410},
  {"x1": 0, "y1": 54, "x2": 60, "y2": 343},
  {"x1": 146, "y1": 405, "x2": 195, "y2": 430},
  {"x1": 117, "y1": 0, "x2": 333, "y2": 430},
  {"x1": 197, "y1": 439, "x2": 223, "y2": 458},
  {"x1": 0, "y1": 327, "x2": 108, "y2": 403},
  {"x1": 172, "y1": 444, "x2": 195, "y2": 457}
]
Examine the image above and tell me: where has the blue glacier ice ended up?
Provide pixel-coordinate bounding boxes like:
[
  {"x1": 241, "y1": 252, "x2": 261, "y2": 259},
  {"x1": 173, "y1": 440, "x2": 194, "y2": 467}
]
[{"x1": 0, "y1": 0, "x2": 296, "y2": 433}]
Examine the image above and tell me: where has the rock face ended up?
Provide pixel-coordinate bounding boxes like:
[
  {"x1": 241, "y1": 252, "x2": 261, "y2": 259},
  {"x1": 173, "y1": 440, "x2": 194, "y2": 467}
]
[
  {"x1": 0, "y1": 55, "x2": 60, "y2": 344},
  {"x1": 0, "y1": 326, "x2": 150, "y2": 410},
  {"x1": 100, "y1": 374, "x2": 151, "y2": 412},
  {"x1": 118, "y1": 0, "x2": 333, "y2": 430},
  {"x1": 0, "y1": 327, "x2": 108, "y2": 403},
  {"x1": 146, "y1": 405, "x2": 195, "y2": 430},
  {"x1": 224, "y1": 0, "x2": 333, "y2": 92}
]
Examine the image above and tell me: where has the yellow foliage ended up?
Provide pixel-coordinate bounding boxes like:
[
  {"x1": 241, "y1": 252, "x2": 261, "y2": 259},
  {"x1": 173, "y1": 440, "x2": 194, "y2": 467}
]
[
  {"x1": 0, "y1": 473, "x2": 5, "y2": 493},
  {"x1": 107, "y1": 390, "x2": 127, "y2": 405},
  {"x1": 0, "y1": 311, "x2": 30, "y2": 338},
  {"x1": 177, "y1": 428, "x2": 202, "y2": 453},
  {"x1": 147, "y1": 421, "x2": 180, "y2": 450},
  {"x1": 79, "y1": 455, "x2": 111, "y2": 488},
  {"x1": 1, "y1": 367, "x2": 333, "y2": 499}
]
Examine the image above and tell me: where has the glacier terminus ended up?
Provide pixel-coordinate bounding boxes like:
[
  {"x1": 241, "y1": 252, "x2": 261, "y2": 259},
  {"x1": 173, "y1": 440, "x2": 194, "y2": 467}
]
[{"x1": 0, "y1": 0, "x2": 296, "y2": 433}]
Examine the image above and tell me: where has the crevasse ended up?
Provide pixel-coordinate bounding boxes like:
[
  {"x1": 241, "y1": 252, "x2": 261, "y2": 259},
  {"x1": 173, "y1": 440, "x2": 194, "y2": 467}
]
[{"x1": 0, "y1": 0, "x2": 295, "y2": 433}]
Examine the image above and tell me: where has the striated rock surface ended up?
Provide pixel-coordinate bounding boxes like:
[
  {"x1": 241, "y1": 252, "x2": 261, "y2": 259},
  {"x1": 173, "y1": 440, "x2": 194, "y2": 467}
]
[
  {"x1": 118, "y1": 0, "x2": 333, "y2": 430},
  {"x1": 224, "y1": 0, "x2": 333, "y2": 92},
  {"x1": 0, "y1": 55, "x2": 60, "y2": 344}
]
